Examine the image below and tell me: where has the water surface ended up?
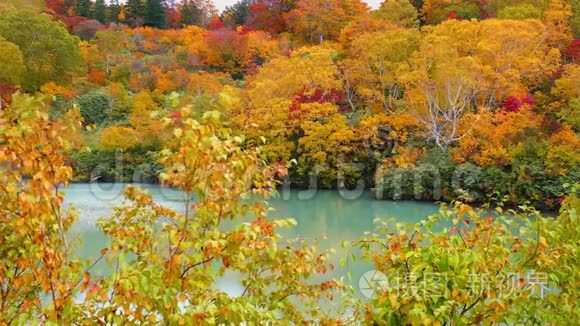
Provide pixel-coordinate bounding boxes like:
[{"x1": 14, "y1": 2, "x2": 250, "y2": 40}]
[{"x1": 65, "y1": 183, "x2": 441, "y2": 297}]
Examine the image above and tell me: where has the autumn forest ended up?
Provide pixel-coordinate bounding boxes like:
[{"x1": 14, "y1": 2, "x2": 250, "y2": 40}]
[{"x1": 0, "y1": 0, "x2": 579, "y2": 324}]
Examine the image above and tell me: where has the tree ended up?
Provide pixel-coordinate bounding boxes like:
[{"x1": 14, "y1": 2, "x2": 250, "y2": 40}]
[
  {"x1": 145, "y1": 0, "x2": 167, "y2": 28},
  {"x1": 241, "y1": 46, "x2": 350, "y2": 182},
  {"x1": 204, "y1": 29, "x2": 251, "y2": 79},
  {"x1": 191, "y1": 0, "x2": 219, "y2": 26},
  {"x1": 244, "y1": 0, "x2": 296, "y2": 34},
  {"x1": 222, "y1": 0, "x2": 252, "y2": 26},
  {"x1": 497, "y1": 4, "x2": 543, "y2": 20},
  {"x1": 109, "y1": 0, "x2": 122, "y2": 22},
  {"x1": 0, "y1": 97, "x2": 341, "y2": 323},
  {"x1": 0, "y1": 36, "x2": 25, "y2": 86},
  {"x1": 100, "y1": 125, "x2": 140, "y2": 150},
  {"x1": 401, "y1": 19, "x2": 561, "y2": 149},
  {"x1": 545, "y1": 126, "x2": 580, "y2": 175},
  {"x1": 126, "y1": 0, "x2": 145, "y2": 25},
  {"x1": 420, "y1": 0, "x2": 481, "y2": 24},
  {"x1": 93, "y1": 28, "x2": 126, "y2": 75},
  {"x1": 544, "y1": 0, "x2": 574, "y2": 51},
  {"x1": 94, "y1": 0, "x2": 107, "y2": 23},
  {"x1": 72, "y1": 19, "x2": 105, "y2": 40},
  {"x1": 82, "y1": 109, "x2": 339, "y2": 323},
  {"x1": 75, "y1": 0, "x2": 93, "y2": 17},
  {"x1": 0, "y1": 94, "x2": 83, "y2": 323},
  {"x1": 0, "y1": 12, "x2": 84, "y2": 91},
  {"x1": 452, "y1": 107, "x2": 542, "y2": 167},
  {"x1": 376, "y1": 0, "x2": 419, "y2": 28},
  {"x1": 347, "y1": 29, "x2": 421, "y2": 112},
  {"x1": 180, "y1": 0, "x2": 202, "y2": 26},
  {"x1": 46, "y1": 0, "x2": 68, "y2": 15},
  {"x1": 285, "y1": 0, "x2": 368, "y2": 43}
]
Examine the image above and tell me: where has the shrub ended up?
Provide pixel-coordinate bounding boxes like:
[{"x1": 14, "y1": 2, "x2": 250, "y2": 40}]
[
  {"x1": 72, "y1": 19, "x2": 105, "y2": 40},
  {"x1": 347, "y1": 191, "x2": 580, "y2": 324},
  {"x1": 77, "y1": 91, "x2": 111, "y2": 125},
  {"x1": 70, "y1": 147, "x2": 161, "y2": 183}
]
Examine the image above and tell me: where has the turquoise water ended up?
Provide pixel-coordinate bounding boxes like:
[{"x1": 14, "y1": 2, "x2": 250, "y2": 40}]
[{"x1": 64, "y1": 183, "x2": 441, "y2": 297}]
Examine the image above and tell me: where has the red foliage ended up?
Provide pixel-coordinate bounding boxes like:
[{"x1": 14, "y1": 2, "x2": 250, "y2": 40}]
[
  {"x1": 169, "y1": 111, "x2": 182, "y2": 121},
  {"x1": 208, "y1": 17, "x2": 225, "y2": 30},
  {"x1": 245, "y1": 63, "x2": 260, "y2": 76},
  {"x1": 565, "y1": 38, "x2": 580, "y2": 62},
  {"x1": 501, "y1": 94, "x2": 536, "y2": 113},
  {"x1": 290, "y1": 88, "x2": 348, "y2": 112},
  {"x1": 245, "y1": 0, "x2": 288, "y2": 35},
  {"x1": 73, "y1": 19, "x2": 105, "y2": 40},
  {"x1": 521, "y1": 94, "x2": 536, "y2": 107},
  {"x1": 58, "y1": 15, "x2": 89, "y2": 31},
  {"x1": 477, "y1": 0, "x2": 492, "y2": 18},
  {"x1": 45, "y1": 0, "x2": 68, "y2": 15},
  {"x1": 0, "y1": 84, "x2": 17, "y2": 107},
  {"x1": 541, "y1": 115, "x2": 561, "y2": 133},
  {"x1": 204, "y1": 29, "x2": 249, "y2": 73},
  {"x1": 446, "y1": 11, "x2": 459, "y2": 20},
  {"x1": 165, "y1": 6, "x2": 182, "y2": 29}
]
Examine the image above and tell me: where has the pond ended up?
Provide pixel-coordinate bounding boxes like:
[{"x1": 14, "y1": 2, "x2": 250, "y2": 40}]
[{"x1": 65, "y1": 183, "x2": 441, "y2": 299}]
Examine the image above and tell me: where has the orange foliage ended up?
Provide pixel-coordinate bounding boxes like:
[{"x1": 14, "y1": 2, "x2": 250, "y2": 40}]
[
  {"x1": 453, "y1": 108, "x2": 543, "y2": 167},
  {"x1": 339, "y1": 16, "x2": 398, "y2": 48},
  {"x1": 156, "y1": 75, "x2": 174, "y2": 93},
  {"x1": 382, "y1": 146, "x2": 424, "y2": 169},
  {"x1": 187, "y1": 72, "x2": 224, "y2": 96},
  {"x1": 40, "y1": 82, "x2": 77, "y2": 99},
  {"x1": 87, "y1": 69, "x2": 107, "y2": 85}
]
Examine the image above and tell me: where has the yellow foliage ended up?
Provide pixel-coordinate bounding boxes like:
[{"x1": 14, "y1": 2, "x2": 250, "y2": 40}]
[
  {"x1": 545, "y1": 126, "x2": 580, "y2": 175},
  {"x1": 247, "y1": 46, "x2": 341, "y2": 108},
  {"x1": 133, "y1": 90, "x2": 157, "y2": 111},
  {"x1": 359, "y1": 112, "x2": 422, "y2": 149},
  {"x1": 79, "y1": 41, "x2": 101, "y2": 66},
  {"x1": 100, "y1": 125, "x2": 139, "y2": 150},
  {"x1": 544, "y1": 0, "x2": 574, "y2": 51},
  {"x1": 40, "y1": 82, "x2": 76, "y2": 99},
  {"x1": 348, "y1": 28, "x2": 421, "y2": 111},
  {"x1": 552, "y1": 64, "x2": 580, "y2": 100}
]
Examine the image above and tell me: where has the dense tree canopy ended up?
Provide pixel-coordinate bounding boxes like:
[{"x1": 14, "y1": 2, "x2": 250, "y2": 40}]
[
  {"x1": 0, "y1": 2, "x2": 578, "y2": 323},
  {"x1": 0, "y1": 12, "x2": 83, "y2": 91}
]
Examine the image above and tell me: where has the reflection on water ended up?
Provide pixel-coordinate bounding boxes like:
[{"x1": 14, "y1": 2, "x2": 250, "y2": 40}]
[{"x1": 64, "y1": 183, "x2": 441, "y2": 299}]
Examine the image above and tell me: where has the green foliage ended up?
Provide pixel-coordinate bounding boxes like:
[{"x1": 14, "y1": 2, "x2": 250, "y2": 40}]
[
  {"x1": 94, "y1": 0, "x2": 107, "y2": 23},
  {"x1": 0, "y1": 36, "x2": 24, "y2": 86},
  {"x1": 346, "y1": 192, "x2": 580, "y2": 324},
  {"x1": 0, "y1": 11, "x2": 84, "y2": 91},
  {"x1": 76, "y1": 0, "x2": 93, "y2": 18},
  {"x1": 181, "y1": 0, "x2": 203, "y2": 26},
  {"x1": 77, "y1": 91, "x2": 111, "y2": 125},
  {"x1": 126, "y1": 0, "x2": 145, "y2": 22},
  {"x1": 145, "y1": 0, "x2": 166, "y2": 28},
  {"x1": 498, "y1": 4, "x2": 543, "y2": 19},
  {"x1": 375, "y1": 146, "x2": 576, "y2": 209},
  {"x1": 71, "y1": 147, "x2": 160, "y2": 183},
  {"x1": 376, "y1": 0, "x2": 420, "y2": 28}
]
